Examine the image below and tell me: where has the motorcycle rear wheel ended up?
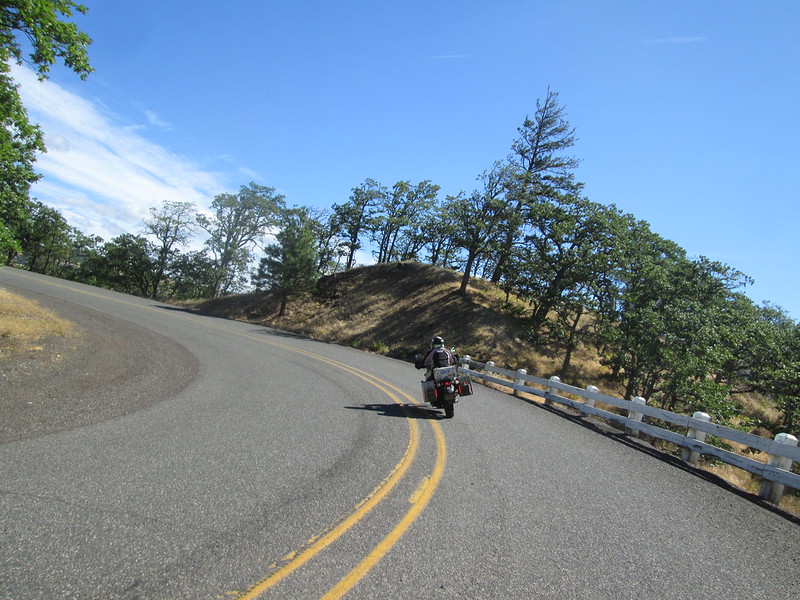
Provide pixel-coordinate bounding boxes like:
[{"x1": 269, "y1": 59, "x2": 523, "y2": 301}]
[{"x1": 442, "y1": 396, "x2": 455, "y2": 419}]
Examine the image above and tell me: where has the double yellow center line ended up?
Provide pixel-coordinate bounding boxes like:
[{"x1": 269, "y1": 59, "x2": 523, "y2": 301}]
[{"x1": 230, "y1": 340, "x2": 447, "y2": 599}]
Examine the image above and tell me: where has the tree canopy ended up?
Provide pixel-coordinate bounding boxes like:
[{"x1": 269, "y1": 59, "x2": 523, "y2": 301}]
[
  {"x1": 0, "y1": 0, "x2": 92, "y2": 263},
  {"x1": 254, "y1": 207, "x2": 320, "y2": 316},
  {"x1": 197, "y1": 182, "x2": 285, "y2": 297}
]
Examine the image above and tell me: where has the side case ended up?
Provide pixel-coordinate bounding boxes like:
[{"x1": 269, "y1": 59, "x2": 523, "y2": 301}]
[
  {"x1": 421, "y1": 380, "x2": 436, "y2": 403},
  {"x1": 458, "y1": 375, "x2": 473, "y2": 396}
]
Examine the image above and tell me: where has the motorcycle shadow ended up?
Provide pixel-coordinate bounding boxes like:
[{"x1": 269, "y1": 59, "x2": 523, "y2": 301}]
[{"x1": 345, "y1": 403, "x2": 444, "y2": 420}]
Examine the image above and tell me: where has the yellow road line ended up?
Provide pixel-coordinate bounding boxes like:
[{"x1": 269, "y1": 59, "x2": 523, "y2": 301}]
[
  {"x1": 233, "y1": 347, "x2": 450, "y2": 600},
  {"x1": 6, "y1": 270, "x2": 446, "y2": 600},
  {"x1": 233, "y1": 388, "x2": 419, "y2": 599},
  {"x1": 320, "y1": 416, "x2": 447, "y2": 599}
]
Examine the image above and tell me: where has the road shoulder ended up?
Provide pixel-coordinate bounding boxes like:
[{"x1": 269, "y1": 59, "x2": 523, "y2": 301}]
[{"x1": 0, "y1": 290, "x2": 199, "y2": 444}]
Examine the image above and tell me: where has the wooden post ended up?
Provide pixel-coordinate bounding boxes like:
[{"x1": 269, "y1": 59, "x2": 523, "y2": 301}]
[
  {"x1": 545, "y1": 376, "x2": 560, "y2": 407},
  {"x1": 759, "y1": 433, "x2": 799, "y2": 504},
  {"x1": 681, "y1": 411, "x2": 712, "y2": 465},
  {"x1": 513, "y1": 369, "x2": 527, "y2": 397},
  {"x1": 626, "y1": 396, "x2": 646, "y2": 436}
]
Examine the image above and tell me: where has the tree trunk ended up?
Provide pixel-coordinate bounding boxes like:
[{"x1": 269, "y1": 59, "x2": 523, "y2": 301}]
[
  {"x1": 459, "y1": 252, "x2": 477, "y2": 294},
  {"x1": 559, "y1": 307, "x2": 583, "y2": 377}
]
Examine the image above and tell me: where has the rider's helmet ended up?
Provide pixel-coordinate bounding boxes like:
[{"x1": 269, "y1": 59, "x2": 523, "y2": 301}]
[{"x1": 431, "y1": 336, "x2": 445, "y2": 349}]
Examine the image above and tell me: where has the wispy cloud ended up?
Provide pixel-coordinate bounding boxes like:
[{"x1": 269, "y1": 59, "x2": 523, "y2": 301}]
[
  {"x1": 10, "y1": 63, "x2": 229, "y2": 242},
  {"x1": 644, "y1": 36, "x2": 706, "y2": 44},
  {"x1": 145, "y1": 109, "x2": 170, "y2": 128}
]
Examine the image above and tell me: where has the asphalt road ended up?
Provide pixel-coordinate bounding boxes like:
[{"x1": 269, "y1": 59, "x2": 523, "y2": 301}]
[{"x1": 1, "y1": 268, "x2": 797, "y2": 600}]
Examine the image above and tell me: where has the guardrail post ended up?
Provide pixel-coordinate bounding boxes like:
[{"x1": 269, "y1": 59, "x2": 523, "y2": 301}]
[
  {"x1": 585, "y1": 385, "x2": 598, "y2": 411},
  {"x1": 481, "y1": 360, "x2": 494, "y2": 384},
  {"x1": 545, "y1": 376, "x2": 560, "y2": 407},
  {"x1": 513, "y1": 369, "x2": 527, "y2": 397},
  {"x1": 461, "y1": 354, "x2": 471, "y2": 370},
  {"x1": 626, "y1": 396, "x2": 646, "y2": 436},
  {"x1": 759, "y1": 433, "x2": 799, "y2": 504},
  {"x1": 681, "y1": 412, "x2": 712, "y2": 465}
]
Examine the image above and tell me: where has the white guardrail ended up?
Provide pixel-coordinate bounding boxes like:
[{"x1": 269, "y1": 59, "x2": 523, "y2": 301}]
[{"x1": 458, "y1": 356, "x2": 800, "y2": 505}]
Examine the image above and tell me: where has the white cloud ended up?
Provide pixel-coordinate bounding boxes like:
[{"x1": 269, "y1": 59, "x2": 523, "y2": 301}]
[
  {"x1": 10, "y1": 63, "x2": 229, "y2": 242},
  {"x1": 145, "y1": 109, "x2": 170, "y2": 128},
  {"x1": 237, "y1": 166, "x2": 264, "y2": 182}
]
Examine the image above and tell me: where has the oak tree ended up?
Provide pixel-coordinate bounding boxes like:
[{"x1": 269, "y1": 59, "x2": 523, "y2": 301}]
[
  {"x1": 142, "y1": 200, "x2": 197, "y2": 299},
  {"x1": 197, "y1": 182, "x2": 285, "y2": 297},
  {"x1": 333, "y1": 179, "x2": 384, "y2": 270}
]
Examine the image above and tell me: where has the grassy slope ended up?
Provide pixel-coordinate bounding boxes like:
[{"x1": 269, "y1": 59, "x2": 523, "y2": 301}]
[{"x1": 193, "y1": 261, "x2": 605, "y2": 383}]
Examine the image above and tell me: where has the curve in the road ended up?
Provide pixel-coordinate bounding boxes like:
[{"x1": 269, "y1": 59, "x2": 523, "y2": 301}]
[
  {"x1": 220, "y1": 335, "x2": 447, "y2": 599},
  {"x1": 2, "y1": 268, "x2": 450, "y2": 598}
]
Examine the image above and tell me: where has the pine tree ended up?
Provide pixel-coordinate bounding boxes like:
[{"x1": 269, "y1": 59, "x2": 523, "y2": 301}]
[{"x1": 254, "y1": 208, "x2": 320, "y2": 316}]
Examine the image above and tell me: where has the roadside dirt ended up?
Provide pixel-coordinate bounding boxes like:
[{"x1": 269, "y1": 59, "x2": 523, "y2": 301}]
[{"x1": 0, "y1": 293, "x2": 199, "y2": 445}]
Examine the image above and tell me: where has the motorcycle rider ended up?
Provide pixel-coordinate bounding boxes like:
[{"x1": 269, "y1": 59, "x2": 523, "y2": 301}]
[{"x1": 418, "y1": 336, "x2": 458, "y2": 381}]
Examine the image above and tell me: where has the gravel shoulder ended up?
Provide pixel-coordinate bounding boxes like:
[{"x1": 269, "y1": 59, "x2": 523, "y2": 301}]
[{"x1": 0, "y1": 290, "x2": 199, "y2": 445}]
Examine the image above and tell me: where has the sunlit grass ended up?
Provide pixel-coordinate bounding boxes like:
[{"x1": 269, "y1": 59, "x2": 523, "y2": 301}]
[{"x1": 0, "y1": 287, "x2": 74, "y2": 358}]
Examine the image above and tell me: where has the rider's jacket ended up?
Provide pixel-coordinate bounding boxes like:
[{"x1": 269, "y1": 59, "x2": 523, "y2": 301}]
[{"x1": 423, "y1": 347, "x2": 457, "y2": 370}]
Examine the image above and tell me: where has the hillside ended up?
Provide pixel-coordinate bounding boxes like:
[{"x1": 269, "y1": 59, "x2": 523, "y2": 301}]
[{"x1": 192, "y1": 261, "x2": 605, "y2": 384}]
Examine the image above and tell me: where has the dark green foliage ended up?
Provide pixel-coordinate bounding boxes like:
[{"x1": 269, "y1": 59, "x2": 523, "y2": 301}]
[
  {"x1": 1, "y1": 0, "x2": 92, "y2": 261},
  {"x1": 332, "y1": 178, "x2": 383, "y2": 270},
  {"x1": 0, "y1": 1, "x2": 93, "y2": 80},
  {"x1": 371, "y1": 180, "x2": 439, "y2": 264},
  {"x1": 0, "y1": 71, "x2": 44, "y2": 264},
  {"x1": 163, "y1": 250, "x2": 216, "y2": 300},
  {"x1": 452, "y1": 164, "x2": 512, "y2": 294},
  {"x1": 17, "y1": 200, "x2": 70, "y2": 273},
  {"x1": 491, "y1": 88, "x2": 583, "y2": 284},
  {"x1": 253, "y1": 208, "x2": 319, "y2": 316},
  {"x1": 746, "y1": 306, "x2": 800, "y2": 430},
  {"x1": 74, "y1": 234, "x2": 154, "y2": 297}
]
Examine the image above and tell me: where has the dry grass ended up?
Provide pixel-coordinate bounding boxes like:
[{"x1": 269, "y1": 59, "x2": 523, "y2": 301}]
[
  {"x1": 738, "y1": 392, "x2": 783, "y2": 425},
  {"x1": 0, "y1": 287, "x2": 74, "y2": 358},
  {"x1": 188, "y1": 261, "x2": 568, "y2": 374},
  {"x1": 702, "y1": 461, "x2": 800, "y2": 514}
]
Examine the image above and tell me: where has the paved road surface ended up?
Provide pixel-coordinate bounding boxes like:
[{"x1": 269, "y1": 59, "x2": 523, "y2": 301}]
[{"x1": 0, "y1": 268, "x2": 797, "y2": 599}]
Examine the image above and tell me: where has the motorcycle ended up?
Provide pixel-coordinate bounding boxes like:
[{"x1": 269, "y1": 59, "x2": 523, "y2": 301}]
[{"x1": 415, "y1": 359, "x2": 473, "y2": 419}]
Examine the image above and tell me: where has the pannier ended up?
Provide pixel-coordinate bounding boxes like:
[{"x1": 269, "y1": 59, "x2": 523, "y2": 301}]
[{"x1": 421, "y1": 380, "x2": 436, "y2": 403}]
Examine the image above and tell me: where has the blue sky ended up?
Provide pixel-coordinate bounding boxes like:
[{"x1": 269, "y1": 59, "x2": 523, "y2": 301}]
[{"x1": 12, "y1": 0, "x2": 800, "y2": 318}]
